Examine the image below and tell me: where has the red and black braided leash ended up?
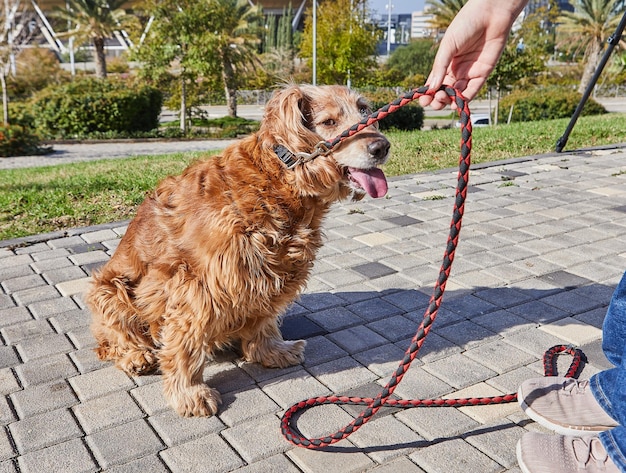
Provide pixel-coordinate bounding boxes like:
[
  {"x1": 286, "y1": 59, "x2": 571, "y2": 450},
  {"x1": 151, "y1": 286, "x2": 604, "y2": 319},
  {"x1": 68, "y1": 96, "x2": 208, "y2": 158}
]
[{"x1": 281, "y1": 86, "x2": 585, "y2": 449}]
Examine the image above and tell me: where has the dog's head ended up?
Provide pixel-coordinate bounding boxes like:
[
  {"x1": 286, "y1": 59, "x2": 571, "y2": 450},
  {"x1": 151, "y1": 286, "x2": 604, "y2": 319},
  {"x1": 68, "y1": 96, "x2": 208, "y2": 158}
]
[{"x1": 258, "y1": 84, "x2": 390, "y2": 201}]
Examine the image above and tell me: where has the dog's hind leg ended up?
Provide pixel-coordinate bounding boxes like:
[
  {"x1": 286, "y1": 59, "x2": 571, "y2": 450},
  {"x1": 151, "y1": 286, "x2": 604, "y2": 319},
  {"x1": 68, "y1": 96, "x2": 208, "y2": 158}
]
[
  {"x1": 240, "y1": 317, "x2": 306, "y2": 369},
  {"x1": 87, "y1": 273, "x2": 158, "y2": 376}
]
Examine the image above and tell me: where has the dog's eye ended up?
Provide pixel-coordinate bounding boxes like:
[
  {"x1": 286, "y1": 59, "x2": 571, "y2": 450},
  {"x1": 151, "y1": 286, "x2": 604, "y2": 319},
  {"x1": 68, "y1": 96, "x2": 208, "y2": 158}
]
[
  {"x1": 359, "y1": 107, "x2": 370, "y2": 117},
  {"x1": 322, "y1": 118, "x2": 336, "y2": 127}
]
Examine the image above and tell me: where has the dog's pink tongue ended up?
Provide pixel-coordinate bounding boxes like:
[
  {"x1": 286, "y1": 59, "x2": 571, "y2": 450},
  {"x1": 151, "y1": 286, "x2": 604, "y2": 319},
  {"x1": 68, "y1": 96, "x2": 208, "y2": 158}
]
[{"x1": 349, "y1": 168, "x2": 388, "y2": 198}]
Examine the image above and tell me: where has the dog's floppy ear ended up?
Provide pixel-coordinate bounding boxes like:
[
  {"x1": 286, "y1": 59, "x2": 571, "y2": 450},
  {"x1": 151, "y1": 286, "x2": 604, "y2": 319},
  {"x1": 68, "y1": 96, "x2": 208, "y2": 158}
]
[{"x1": 259, "y1": 85, "x2": 320, "y2": 153}]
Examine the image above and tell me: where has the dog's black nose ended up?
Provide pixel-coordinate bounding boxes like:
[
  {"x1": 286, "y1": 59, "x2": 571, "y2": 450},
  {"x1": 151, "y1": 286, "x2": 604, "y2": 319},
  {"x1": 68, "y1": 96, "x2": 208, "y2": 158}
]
[{"x1": 368, "y1": 138, "x2": 391, "y2": 161}]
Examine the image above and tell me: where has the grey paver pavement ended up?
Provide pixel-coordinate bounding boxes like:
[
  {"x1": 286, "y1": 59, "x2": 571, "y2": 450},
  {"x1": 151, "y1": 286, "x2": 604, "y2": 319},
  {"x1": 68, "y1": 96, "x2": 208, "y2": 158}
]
[{"x1": 2, "y1": 140, "x2": 626, "y2": 472}]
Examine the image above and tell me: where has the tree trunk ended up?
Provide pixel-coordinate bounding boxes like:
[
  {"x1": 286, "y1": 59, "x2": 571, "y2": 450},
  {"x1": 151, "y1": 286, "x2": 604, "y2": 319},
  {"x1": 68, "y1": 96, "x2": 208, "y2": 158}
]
[
  {"x1": 180, "y1": 75, "x2": 187, "y2": 134},
  {"x1": 578, "y1": 39, "x2": 602, "y2": 95},
  {"x1": 0, "y1": 71, "x2": 8, "y2": 126},
  {"x1": 222, "y1": 59, "x2": 237, "y2": 118},
  {"x1": 93, "y1": 36, "x2": 107, "y2": 79}
]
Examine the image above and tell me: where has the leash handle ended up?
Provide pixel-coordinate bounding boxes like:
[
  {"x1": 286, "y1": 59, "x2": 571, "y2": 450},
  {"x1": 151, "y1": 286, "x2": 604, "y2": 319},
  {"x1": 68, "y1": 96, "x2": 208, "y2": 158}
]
[{"x1": 281, "y1": 86, "x2": 473, "y2": 448}]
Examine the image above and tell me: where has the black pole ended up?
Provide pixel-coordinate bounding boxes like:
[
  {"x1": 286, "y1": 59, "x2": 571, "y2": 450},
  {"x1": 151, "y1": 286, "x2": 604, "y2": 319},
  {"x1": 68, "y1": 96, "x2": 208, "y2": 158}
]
[{"x1": 555, "y1": 8, "x2": 626, "y2": 153}]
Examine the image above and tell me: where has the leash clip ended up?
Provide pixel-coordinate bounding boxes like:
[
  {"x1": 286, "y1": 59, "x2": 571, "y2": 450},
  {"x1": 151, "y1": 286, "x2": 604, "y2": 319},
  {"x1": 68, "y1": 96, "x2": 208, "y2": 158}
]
[{"x1": 293, "y1": 141, "x2": 331, "y2": 166}]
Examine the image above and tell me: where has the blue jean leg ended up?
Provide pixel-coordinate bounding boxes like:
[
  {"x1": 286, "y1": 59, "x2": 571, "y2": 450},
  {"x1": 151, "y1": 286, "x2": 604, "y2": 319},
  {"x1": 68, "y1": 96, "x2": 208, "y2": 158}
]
[{"x1": 589, "y1": 271, "x2": 626, "y2": 471}]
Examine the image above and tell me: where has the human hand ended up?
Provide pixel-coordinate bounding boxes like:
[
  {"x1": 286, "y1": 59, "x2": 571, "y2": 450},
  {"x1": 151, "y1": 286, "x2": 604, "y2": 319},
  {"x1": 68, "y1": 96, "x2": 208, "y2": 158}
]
[{"x1": 418, "y1": 0, "x2": 528, "y2": 110}]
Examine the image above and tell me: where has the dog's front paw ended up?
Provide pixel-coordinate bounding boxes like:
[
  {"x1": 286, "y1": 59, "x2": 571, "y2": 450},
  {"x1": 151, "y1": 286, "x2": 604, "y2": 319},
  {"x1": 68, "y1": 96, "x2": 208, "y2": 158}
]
[
  {"x1": 118, "y1": 349, "x2": 158, "y2": 376},
  {"x1": 259, "y1": 339, "x2": 306, "y2": 369},
  {"x1": 170, "y1": 384, "x2": 222, "y2": 417}
]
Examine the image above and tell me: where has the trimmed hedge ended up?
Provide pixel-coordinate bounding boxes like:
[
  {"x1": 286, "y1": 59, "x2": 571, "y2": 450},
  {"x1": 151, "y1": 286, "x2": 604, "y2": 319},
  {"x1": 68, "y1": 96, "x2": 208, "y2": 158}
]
[
  {"x1": 371, "y1": 101, "x2": 424, "y2": 131},
  {"x1": 0, "y1": 125, "x2": 51, "y2": 157},
  {"x1": 499, "y1": 88, "x2": 606, "y2": 123},
  {"x1": 29, "y1": 78, "x2": 163, "y2": 139}
]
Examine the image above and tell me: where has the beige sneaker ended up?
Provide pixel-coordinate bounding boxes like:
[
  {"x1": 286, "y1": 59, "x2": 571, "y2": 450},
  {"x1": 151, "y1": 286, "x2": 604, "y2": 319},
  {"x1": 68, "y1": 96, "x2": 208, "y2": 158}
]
[
  {"x1": 517, "y1": 432, "x2": 620, "y2": 473},
  {"x1": 518, "y1": 377, "x2": 619, "y2": 435}
]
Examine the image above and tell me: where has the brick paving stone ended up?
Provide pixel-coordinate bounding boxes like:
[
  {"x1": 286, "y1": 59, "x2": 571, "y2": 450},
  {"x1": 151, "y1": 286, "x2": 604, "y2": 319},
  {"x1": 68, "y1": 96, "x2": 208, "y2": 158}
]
[
  {"x1": 472, "y1": 310, "x2": 537, "y2": 336},
  {"x1": 409, "y1": 437, "x2": 502, "y2": 473},
  {"x1": 367, "y1": 315, "x2": 421, "y2": 342},
  {"x1": 464, "y1": 421, "x2": 527, "y2": 469},
  {"x1": 16, "y1": 438, "x2": 97, "y2": 473},
  {"x1": 464, "y1": 340, "x2": 537, "y2": 374},
  {"x1": 386, "y1": 366, "x2": 453, "y2": 401},
  {"x1": 219, "y1": 388, "x2": 280, "y2": 427},
  {"x1": 396, "y1": 404, "x2": 479, "y2": 441},
  {"x1": 130, "y1": 381, "x2": 169, "y2": 416},
  {"x1": 287, "y1": 442, "x2": 374, "y2": 473},
  {"x1": 0, "y1": 348, "x2": 19, "y2": 370},
  {"x1": 353, "y1": 343, "x2": 411, "y2": 377},
  {"x1": 1, "y1": 274, "x2": 46, "y2": 295},
  {"x1": 27, "y1": 296, "x2": 79, "y2": 319},
  {"x1": 1, "y1": 319, "x2": 53, "y2": 344},
  {"x1": 327, "y1": 326, "x2": 388, "y2": 354},
  {"x1": 539, "y1": 316, "x2": 603, "y2": 345},
  {"x1": 80, "y1": 229, "x2": 118, "y2": 244},
  {"x1": 0, "y1": 296, "x2": 14, "y2": 312},
  {"x1": 86, "y1": 419, "x2": 164, "y2": 468},
  {"x1": 67, "y1": 325, "x2": 98, "y2": 349},
  {"x1": 56, "y1": 277, "x2": 92, "y2": 298},
  {"x1": 0, "y1": 396, "x2": 15, "y2": 425},
  {"x1": 9, "y1": 408, "x2": 82, "y2": 453},
  {"x1": 347, "y1": 298, "x2": 404, "y2": 323},
  {"x1": 69, "y1": 366, "x2": 135, "y2": 402},
  {"x1": 448, "y1": 383, "x2": 520, "y2": 424},
  {"x1": 47, "y1": 236, "x2": 85, "y2": 249},
  {"x1": 149, "y1": 409, "x2": 224, "y2": 446},
  {"x1": 0, "y1": 265, "x2": 33, "y2": 282},
  {"x1": 11, "y1": 285, "x2": 59, "y2": 306},
  {"x1": 349, "y1": 415, "x2": 424, "y2": 464},
  {"x1": 308, "y1": 307, "x2": 363, "y2": 332},
  {"x1": 433, "y1": 320, "x2": 500, "y2": 350},
  {"x1": 290, "y1": 403, "x2": 355, "y2": 439},
  {"x1": 72, "y1": 390, "x2": 145, "y2": 434},
  {"x1": 10, "y1": 380, "x2": 78, "y2": 418},
  {"x1": 69, "y1": 348, "x2": 110, "y2": 374},
  {"x1": 422, "y1": 353, "x2": 497, "y2": 390},
  {"x1": 308, "y1": 356, "x2": 377, "y2": 392},
  {"x1": 259, "y1": 369, "x2": 331, "y2": 409},
  {"x1": 367, "y1": 456, "x2": 426, "y2": 472},
  {"x1": 159, "y1": 434, "x2": 244, "y2": 473},
  {"x1": 0, "y1": 369, "x2": 19, "y2": 396},
  {"x1": 49, "y1": 309, "x2": 91, "y2": 332},
  {"x1": 42, "y1": 266, "x2": 87, "y2": 285},
  {"x1": 15, "y1": 333, "x2": 74, "y2": 362},
  {"x1": 0, "y1": 427, "x2": 14, "y2": 461},
  {"x1": 221, "y1": 414, "x2": 289, "y2": 463},
  {"x1": 230, "y1": 454, "x2": 301, "y2": 473},
  {"x1": 103, "y1": 456, "x2": 169, "y2": 473},
  {"x1": 29, "y1": 256, "x2": 73, "y2": 273},
  {"x1": 507, "y1": 300, "x2": 570, "y2": 324},
  {"x1": 302, "y1": 335, "x2": 348, "y2": 368},
  {"x1": 15, "y1": 353, "x2": 78, "y2": 387}
]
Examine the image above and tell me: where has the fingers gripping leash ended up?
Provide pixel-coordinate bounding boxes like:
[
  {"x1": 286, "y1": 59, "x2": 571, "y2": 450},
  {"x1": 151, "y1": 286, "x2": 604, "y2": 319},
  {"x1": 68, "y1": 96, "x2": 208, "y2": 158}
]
[{"x1": 280, "y1": 86, "x2": 584, "y2": 449}]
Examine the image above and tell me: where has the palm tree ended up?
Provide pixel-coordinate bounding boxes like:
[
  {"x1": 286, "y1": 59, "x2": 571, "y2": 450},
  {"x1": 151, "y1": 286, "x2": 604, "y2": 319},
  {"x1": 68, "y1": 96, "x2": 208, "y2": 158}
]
[
  {"x1": 53, "y1": 0, "x2": 128, "y2": 79},
  {"x1": 558, "y1": 0, "x2": 623, "y2": 93},
  {"x1": 209, "y1": 0, "x2": 263, "y2": 117},
  {"x1": 425, "y1": 0, "x2": 467, "y2": 35}
]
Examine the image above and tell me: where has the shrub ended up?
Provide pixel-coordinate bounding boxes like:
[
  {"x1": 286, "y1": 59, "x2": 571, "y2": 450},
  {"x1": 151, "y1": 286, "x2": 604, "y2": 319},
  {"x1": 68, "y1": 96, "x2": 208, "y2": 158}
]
[
  {"x1": 30, "y1": 78, "x2": 163, "y2": 139},
  {"x1": 371, "y1": 100, "x2": 424, "y2": 131},
  {"x1": 499, "y1": 88, "x2": 606, "y2": 123},
  {"x1": 0, "y1": 125, "x2": 51, "y2": 157}
]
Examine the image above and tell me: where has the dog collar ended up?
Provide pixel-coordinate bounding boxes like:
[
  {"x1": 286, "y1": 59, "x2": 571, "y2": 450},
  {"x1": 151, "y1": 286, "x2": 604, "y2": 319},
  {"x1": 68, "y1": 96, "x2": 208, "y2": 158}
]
[
  {"x1": 273, "y1": 145, "x2": 300, "y2": 169},
  {"x1": 273, "y1": 142, "x2": 332, "y2": 170}
]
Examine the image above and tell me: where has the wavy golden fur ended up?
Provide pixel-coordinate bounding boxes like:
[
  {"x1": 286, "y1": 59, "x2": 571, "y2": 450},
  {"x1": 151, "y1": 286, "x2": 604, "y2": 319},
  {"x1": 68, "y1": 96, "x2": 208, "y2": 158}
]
[{"x1": 87, "y1": 84, "x2": 391, "y2": 416}]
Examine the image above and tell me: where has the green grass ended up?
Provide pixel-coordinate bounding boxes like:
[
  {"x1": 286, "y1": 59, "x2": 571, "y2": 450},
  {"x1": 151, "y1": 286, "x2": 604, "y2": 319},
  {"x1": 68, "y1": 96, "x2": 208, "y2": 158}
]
[{"x1": 2, "y1": 113, "x2": 626, "y2": 241}]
